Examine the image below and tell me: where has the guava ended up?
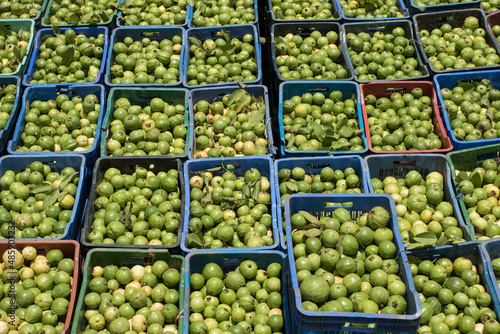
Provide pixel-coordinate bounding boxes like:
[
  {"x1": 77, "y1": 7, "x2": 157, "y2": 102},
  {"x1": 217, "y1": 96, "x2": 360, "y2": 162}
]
[
  {"x1": 367, "y1": 207, "x2": 390, "y2": 229},
  {"x1": 299, "y1": 275, "x2": 329, "y2": 304}
]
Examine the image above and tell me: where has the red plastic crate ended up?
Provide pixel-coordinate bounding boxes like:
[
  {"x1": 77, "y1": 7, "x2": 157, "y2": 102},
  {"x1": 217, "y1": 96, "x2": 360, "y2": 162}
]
[{"x1": 360, "y1": 81, "x2": 453, "y2": 154}]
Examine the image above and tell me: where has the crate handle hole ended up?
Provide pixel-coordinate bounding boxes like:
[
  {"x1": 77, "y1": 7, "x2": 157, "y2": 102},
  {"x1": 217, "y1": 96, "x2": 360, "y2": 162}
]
[
  {"x1": 393, "y1": 161, "x2": 416, "y2": 166},
  {"x1": 124, "y1": 257, "x2": 148, "y2": 263},
  {"x1": 143, "y1": 32, "x2": 160, "y2": 36},
  {"x1": 386, "y1": 88, "x2": 406, "y2": 94},
  {"x1": 308, "y1": 87, "x2": 329, "y2": 93},
  {"x1": 133, "y1": 164, "x2": 155, "y2": 171},
  {"x1": 366, "y1": 27, "x2": 385, "y2": 32},
  {"x1": 324, "y1": 201, "x2": 353, "y2": 208},
  {"x1": 437, "y1": 16, "x2": 456, "y2": 22},
  {"x1": 342, "y1": 322, "x2": 377, "y2": 332},
  {"x1": 460, "y1": 78, "x2": 482, "y2": 83}
]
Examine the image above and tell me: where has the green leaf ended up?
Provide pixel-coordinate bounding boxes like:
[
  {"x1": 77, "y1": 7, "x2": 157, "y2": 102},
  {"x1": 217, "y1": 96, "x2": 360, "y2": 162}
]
[
  {"x1": 242, "y1": 183, "x2": 251, "y2": 199},
  {"x1": 187, "y1": 233, "x2": 203, "y2": 248},
  {"x1": 57, "y1": 190, "x2": 69, "y2": 202},
  {"x1": 336, "y1": 235, "x2": 343, "y2": 256},
  {"x1": 99, "y1": 11, "x2": 110, "y2": 23},
  {"x1": 304, "y1": 228, "x2": 322, "y2": 238},
  {"x1": 205, "y1": 166, "x2": 222, "y2": 173},
  {"x1": 340, "y1": 126, "x2": 354, "y2": 138},
  {"x1": 197, "y1": 172, "x2": 209, "y2": 188},
  {"x1": 299, "y1": 211, "x2": 320, "y2": 225},
  {"x1": 274, "y1": 36, "x2": 285, "y2": 45},
  {"x1": 201, "y1": 191, "x2": 212, "y2": 206},
  {"x1": 235, "y1": 94, "x2": 251, "y2": 113},
  {"x1": 67, "y1": 13, "x2": 80, "y2": 24},
  {"x1": 412, "y1": 232, "x2": 437, "y2": 245},
  {"x1": 457, "y1": 82, "x2": 474, "y2": 93},
  {"x1": 322, "y1": 135, "x2": 335, "y2": 147},
  {"x1": 252, "y1": 180, "x2": 261, "y2": 202},
  {"x1": 286, "y1": 134, "x2": 295, "y2": 148},
  {"x1": 237, "y1": 82, "x2": 247, "y2": 90},
  {"x1": 226, "y1": 89, "x2": 247, "y2": 106},
  {"x1": 189, "y1": 36, "x2": 202, "y2": 48},
  {"x1": 310, "y1": 122, "x2": 325, "y2": 142},
  {"x1": 12, "y1": 45, "x2": 21, "y2": 59},
  {"x1": 0, "y1": 24, "x2": 11, "y2": 36},
  {"x1": 275, "y1": 8, "x2": 285, "y2": 19},
  {"x1": 335, "y1": 117, "x2": 348, "y2": 131},
  {"x1": 59, "y1": 171, "x2": 79, "y2": 190},
  {"x1": 81, "y1": 12, "x2": 94, "y2": 23},
  {"x1": 30, "y1": 184, "x2": 52, "y2": 194},
  {"x1": 455, "y1": 171, "x2": 469, "y2": 184},
  {"x1": 43, "y1": 189, "x2": 60, "y2": 210},
  {"x1": 285, "y1": 181, "x2": 298, "y2": 192},
  {"x1": 248, "y1": 105, "x2": 266, "y2": 125},
  {"x1": 469, "y1": 171, "x2": 483, "y2": 189},
  {"x1": 437, "y1": 235, "x2": 454, "y2": 246},
  {"x1": 52, "y1": 25, "x2": 61, "y2": 36},
  {"x1": 220, "y1": 44, "x2": 237, "y2": 55},
  {"x1": 406, "y1": 243, "x2": 427, "y2": 250},
  {"x1": 61, "y1": 46, "x2": 74, "y2": 67},
  {"x1": 220, "y1": 29, "x2": 231, "y2": 44}
]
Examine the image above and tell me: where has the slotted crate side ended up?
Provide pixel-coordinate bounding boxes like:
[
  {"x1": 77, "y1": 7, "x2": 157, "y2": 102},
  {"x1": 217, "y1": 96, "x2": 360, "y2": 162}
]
[
  {"x1": 284, "y1": 193, "x2": 421, "y2": 334},
  {"x1": 23, "y1": 26, "x2": 109, "y2": 87},
  {"x1": 0, "y1": 240, "x2": 80, "y2": 334},
  {"x1": 434, "y1": 69, "x2": 500, "y2": 150},
  {"x1": 187, "y1": 85, "x2": 275, "y2": 159},
  {"x1": 0, "y1": 20, "x2": 35, "y2": 78},
  {"x1": 273, "y1": 155, "x2": 371, "y2": 251},
  {"x1": 407, "y1": 0, "x2": 480, "y2": 15},
  {"x1": 184, "y1": 250, "x2": 290, "y2": 334},
  {"x1": 269, "y1": 22, "x2": 353, "y2": 87},
  {"x1": 278, "y1": 81, "x2": 368, "y2": 157},
  {"x1": 100, "y1": 87, "x2": 190, "y2": 158},
  {"x1": 413, "y1": 9, "x2": 500, "y2": 77},
  {"x1": 81, "y1": 156, "x2": 185, "y2": 251},
  {"x1": 0, "y1": 154, "x2": 87, "y2": 240},
  {"x1": 0, "y1": 76, "x2": 21, "y2": 154},
  {"x1": 342, "y1": 20, "x2": 429, "y2": 83},
  {"x1": 7, "y1": 84, "x2": 106, "y2": 164},
  {"x1": 480, "y1": 239, "x2": 500, "y2": 321},
  {"x1": 181, "y1": 156, "x2": 279, "y2": 254},
  {"x1": 105, "y1": 26, "x2": 186, "y2": 87},
  {"x1": 183, "y1": 24, "x2": 262, "y2": 89},
  {"x1": 365, "y1": 154, "x2": 474, "y2": 245},
  {"x1": 359, "y1": 81, "x2": 452, "y2": 154},
  {"x1": 71, "y1": 248, "x2": 185, "y2": 334}
]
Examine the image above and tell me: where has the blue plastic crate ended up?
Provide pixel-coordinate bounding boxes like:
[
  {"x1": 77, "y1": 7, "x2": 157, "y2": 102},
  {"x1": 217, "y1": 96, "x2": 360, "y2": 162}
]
[
  {"x1": 7, "y1": 84, "x2": 106, "y2": 164},
  {"x1": 105, "y1": 26, "x2": 185, "y2": 88},
  {"x1": 278, "y1": 81, "x2": 368, "y2": 158},
  {"x1": 183, "y1": 24, "x2": 262, "y2": 89},
  {"x1": 187, "y1": 0, "x2": 258, "y2": 28},
  {"x1": 336, "y1": 0, "x2": 410, "y2": 21},
  {"x1": 365, "y1": 154, "x2": 474, "y2": 247},
  {"x1": 408, "y1": 242, "x2": 500, "y2": 331},
  {"x1": 0, "y1": 76, "x2": 21, "y2": 154},
  {"x1": 0, "y1": 19, "x2": 35, "y2": 78},
  {"x1": 408, "y1": 0, "x2": 480, "y2": 15},
  {"x1": 41, "y1": 0, "x2": 117, "y2": 28},
  {"x1": 115, "y1": 0, "x2": 189, "y2": 27},
  {"x1": 284, "y1": 193, "x2": 421, "y2": 334},
  {"x1": 480, "y1": 239, "x2": 500, "y2": 318},
  {"x1": 274, "y1": 155, "x2": 371, "y2": 251},
  {"x1": 342, "y1": 20, "x2": 430, "y2": 83},
  {"x1": 184, "y1": 250, "x2": 290, "y2": 334},
  {"x1": 270, "y1": 22, "x2": 353, "y2": 87},
  {"x1": 22, "y1": 26, "x2": 109, "y2": 87},
  {"x1": 81, "y1": 156, "x2": 185, "y2": 252},
  {"x1": 181, "y1": 156, "x2": 279, "y2": 254},
  {"x1": 188, "y1": 85, "x2": 275, "y2": 159},
  {"x1": 434, "y1": 69, "x2": 500, "y2": 150},
  {"x1": 265, "y1": 0, "x2": 341, "y2": 24},
  {"x1": 413, "y1": 9, "x2": 500, "y2": 77},
  {"x1": 100, "y1": 87, "x2": 190, "y2": 158},
  {"x1": 0, "y1": 154, "x2": 88, "y2": 241}
]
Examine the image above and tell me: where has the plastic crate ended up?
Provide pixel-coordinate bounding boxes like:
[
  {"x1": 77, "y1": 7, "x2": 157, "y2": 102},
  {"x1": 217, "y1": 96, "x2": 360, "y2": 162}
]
[
  {"x1": 360, "y1": 81, "x2": 453, "y2": 154},
  {"x1": 413, "y1": 9, "x2": 500, "y2": 77},
  {"x1": 0, "y1": 19, "x2": 35, "y2": 78},
  {"x1": 408, "y1": 0, "x2": 480, "y2": 15},
  {"x1": 0, "y1": 0, "x2": 49, "y2": 26},
  {"x1": 183, "y1": 24, "x2": 262, "y2": 89},
  {"x1": 336, "y1": 0, "x2": 410, "y2": 22},
  {"x1": 434, "y1": 69, "x2": 500, "y2": 150},
  {"x1": 0, "y1": 240, "x2": 80, "y2": 334},
  {"x1": 269, "y1": 22, "x2": 353, "y2": 94},
  {"x1": 445, "y1": 143, "x2": 500, "y2": 241},
  {"x1": 105, "y1": 26, "x2": 185, "y2": 88},
  {"x1": 181, "y1": 156, "x2": 279, "y2": 254},
  {"x1": 7, "y1": 84, "x2": 106, "y2": 164},
  {"x1": 278, "y1": 81, "x2": 368, "y2": 158},
  {"x1": 274, "y1": 155, "x2": 371, "y2": 251},
  {"x1": 342, "y1": 20, "x2": 430, "y2": 83},
  {"x1": 100, "y1": 87, "x2": 190, "y2": 158},
  {"x1": 23, "y1": 26, "x2": 109, "y2": 87},
  {"x1": 183, "y1": 250, "x2": 290, "y2": 334},
  {"x1": 187, "y1": 85, "x2": 275, "y2": 159},
  {"x1": 41, "y1": 0, "x2": 117, "y2": 28},
  {"x1": 284, "y1": 193, "x2": 421, "y2": 334},
  {"x1": 365, "y1": 154, "x2": 473, "y2": 245},
  {"x1": 0, "y1": 76, "x2": 21, "y2": 154},
  {"x1": 407, "y1": 242, "x2": 500, "y2": 331},
  {"x1": 488, "y1": 10, "x2": 500, "y2": 51},
  {"x1": 71, "y1": 248, "x2": 184, "y2": 334},
  {"x1": 265, "y1": 0, "x2": 341, "y2": 26},
  {"x1": 0, "y1": 154, "x2": 87, "y2": 241},
  {"x1": 81, "y1": 156, "x2": 185, "y2": 252},
  {"x1": 116, "y1": 0, "x2": 189, "y2": 28},
  {"x1": 480, "y1": 239, "x2": 500, "y2": 319},
  {"x1": 187, "y1": 0, "x2": 258, "y2": 28}
]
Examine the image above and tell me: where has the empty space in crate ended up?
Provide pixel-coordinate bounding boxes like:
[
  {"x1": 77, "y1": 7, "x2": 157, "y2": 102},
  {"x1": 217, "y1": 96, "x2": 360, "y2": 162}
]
[{"x1": 415, "y1": 9, "x2": 486, "y2": 29}]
